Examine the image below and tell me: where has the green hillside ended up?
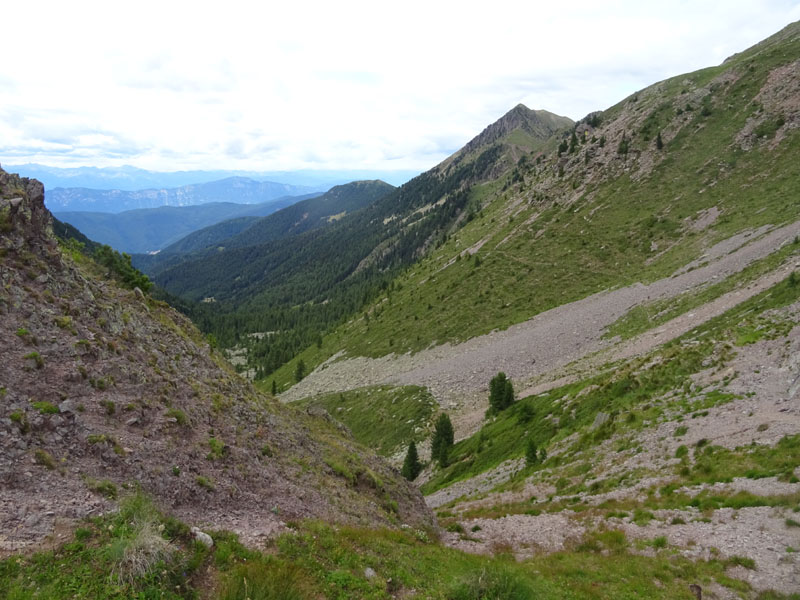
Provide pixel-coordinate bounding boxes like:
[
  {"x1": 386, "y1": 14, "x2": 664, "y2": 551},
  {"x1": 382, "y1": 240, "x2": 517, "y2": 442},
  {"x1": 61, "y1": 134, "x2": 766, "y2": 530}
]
[{"x1": 271, "y1": 20, "x2": 800, "y2": 387}]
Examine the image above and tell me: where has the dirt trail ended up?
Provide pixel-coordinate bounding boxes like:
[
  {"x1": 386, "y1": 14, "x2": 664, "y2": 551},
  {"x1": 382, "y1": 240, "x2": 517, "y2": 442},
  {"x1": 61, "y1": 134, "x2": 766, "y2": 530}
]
[{"x1": 284, "y1": 220, "x2": 800, "y2": 429}]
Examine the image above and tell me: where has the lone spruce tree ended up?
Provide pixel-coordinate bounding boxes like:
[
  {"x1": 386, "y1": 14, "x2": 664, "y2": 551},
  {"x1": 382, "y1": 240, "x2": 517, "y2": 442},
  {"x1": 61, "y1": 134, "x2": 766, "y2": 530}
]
[
  {"x1": 525, "y1": 439, "x2": 538, "y2": 467},
  {"x1": 431, "y1": 413, "x2": 454, "y2": 467},
  {"x1": 294, "y1": 359, "x2": 306, "y2": 383},
  {"x1": 401, "y1": 441, "x2": 422, "y2": 481},
  {"x1": 488, "y1": 372, "x2": 515, "y2": 414}
]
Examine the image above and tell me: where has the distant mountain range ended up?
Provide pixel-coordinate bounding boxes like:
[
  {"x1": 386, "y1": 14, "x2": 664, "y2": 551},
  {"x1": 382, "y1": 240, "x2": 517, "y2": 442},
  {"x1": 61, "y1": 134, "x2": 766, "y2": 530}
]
[
  {"x1": 44, "y1": 177, "x2": 322, "y2": 213},
  {"x1": 3, "y1": 163, "x2": 419, "y2": 192},
  {"x1": 54, "y1": 193, "x2": 319, "y2": 253}
]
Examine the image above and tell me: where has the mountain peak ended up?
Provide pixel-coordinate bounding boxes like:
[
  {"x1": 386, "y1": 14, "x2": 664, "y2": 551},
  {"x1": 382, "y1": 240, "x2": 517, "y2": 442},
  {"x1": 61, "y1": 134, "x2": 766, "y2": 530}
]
[{"x1": 457, "y1": 104, "x2": 574, "y2": 159}]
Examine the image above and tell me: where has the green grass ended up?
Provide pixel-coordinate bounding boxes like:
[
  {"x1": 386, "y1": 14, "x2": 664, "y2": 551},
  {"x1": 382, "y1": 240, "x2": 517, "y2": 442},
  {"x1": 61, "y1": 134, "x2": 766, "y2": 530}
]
[
  {"x1": 207, "y1": 437, "x2": 226, "y2": 460},
  {"x1": 31, "y1": 400, "x2": 59, "y2": 415},
  {"x1": 296, "y1": 385, "x2": 438, "y2": 456},
  {"x1": 2, "y1": 490, "x2": 798, "y2": 600}
]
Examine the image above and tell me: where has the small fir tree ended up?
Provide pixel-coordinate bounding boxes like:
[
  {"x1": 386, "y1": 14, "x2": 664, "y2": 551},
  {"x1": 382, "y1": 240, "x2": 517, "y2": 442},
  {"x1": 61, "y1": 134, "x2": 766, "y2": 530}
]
[
  {"x1": 271, "y1": 379, "x2": 277, "y2": 395},
  {"x1": 525, "y1": 439, "x2": 538, "y2": 467},
  {"x1": 401, "y1": 441, "x2": 422, "y2": 481},
  {"x1": 656, "y1": 131, "x2": 664, "y2": 150},
  {"x1": 431, "y1": 413, "x2": 454, "y2": 467},
  {"x1": 569, "y1": 130, "x2": 579, "y2": 153},
  {"x1": 294, "y1": 359, "x2": 306, "y2": 383},
  {"x1": 488, "y1": 372, "x2": 515, "y2": 413}
]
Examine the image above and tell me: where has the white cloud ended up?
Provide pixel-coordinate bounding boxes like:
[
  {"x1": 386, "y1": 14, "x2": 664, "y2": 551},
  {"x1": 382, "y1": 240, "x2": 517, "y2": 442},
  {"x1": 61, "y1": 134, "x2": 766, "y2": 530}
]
[{"x1": 1, "y1": 0, "x2": 798, "y2": 172}]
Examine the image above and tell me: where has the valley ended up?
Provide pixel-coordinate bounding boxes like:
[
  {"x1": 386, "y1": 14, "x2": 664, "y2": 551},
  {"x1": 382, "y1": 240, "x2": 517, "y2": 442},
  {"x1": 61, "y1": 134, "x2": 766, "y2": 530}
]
[{"x1": 1, "y1": 18, "x2": 799, "y2": 600}]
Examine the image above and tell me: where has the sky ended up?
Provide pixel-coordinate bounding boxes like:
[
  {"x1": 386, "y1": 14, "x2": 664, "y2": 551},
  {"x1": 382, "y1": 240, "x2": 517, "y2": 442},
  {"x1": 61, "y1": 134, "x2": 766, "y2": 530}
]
[{"x1": 1, "y1": 0, "x2": 798, "y2": 175}]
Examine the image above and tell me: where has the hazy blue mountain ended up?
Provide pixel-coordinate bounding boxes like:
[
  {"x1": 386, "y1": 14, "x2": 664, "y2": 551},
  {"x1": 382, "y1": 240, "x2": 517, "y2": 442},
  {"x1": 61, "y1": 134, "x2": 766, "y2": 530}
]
[
  {"x1": 44, "y1": 177, "x2": 321, "y2": 213},
  {"x1": 55, "y1": 193, "x2": 318, "y2": 253},
  {"x1": 4, "y1": 163, "x2": 418, "y2": 192}
]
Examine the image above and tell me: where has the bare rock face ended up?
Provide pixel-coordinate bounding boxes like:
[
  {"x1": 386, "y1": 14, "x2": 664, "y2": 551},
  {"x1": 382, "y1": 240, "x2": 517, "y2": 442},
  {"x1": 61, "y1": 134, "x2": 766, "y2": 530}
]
[
  {"x1": 0, "y1": 165, "x2": 435, "y2": 556},
  {"x1": 0, "y1": 166, "x2": 58, "y2": 260}
]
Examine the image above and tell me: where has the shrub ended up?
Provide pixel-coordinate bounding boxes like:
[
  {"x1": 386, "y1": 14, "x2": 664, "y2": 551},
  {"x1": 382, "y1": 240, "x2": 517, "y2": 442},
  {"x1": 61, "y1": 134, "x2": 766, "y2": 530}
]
[
  {"x1": 196, "y1": 475, "x2": 215, "y2": 490},
  {"x1": 165, "y1": 408, "x2": 188, "y2": 426},
  {"x1": 87, "y1": 478, "x2": 118, "y2": 499},
  {"x1": 31, "y1": 401, "x2": 59, "y2": 415},
  {"x1": 109, "y1": 521, "x2": 173, "y2": 584},
  {"x1": 24, "y1": 351, "x2": 44, "y2": 369},
  {"x1": 10, "y1": 410, "x2": 30, "y2": 433},
  {"x1": 93, "y1": 244, "x2": 153, "y2": 292},
  {"x1": 34, "y1": 448, "x2": 56, "y2": 469},
  {"x1": 673, "y1": 425, "x2": 688, "y2": 437},
  {"x1": 207, "y1": 437, "x2": 226, "y2": 460}
]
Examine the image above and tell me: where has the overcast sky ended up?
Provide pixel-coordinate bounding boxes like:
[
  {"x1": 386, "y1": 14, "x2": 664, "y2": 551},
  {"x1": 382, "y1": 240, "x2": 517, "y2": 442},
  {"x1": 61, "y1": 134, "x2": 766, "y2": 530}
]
[{"x1": 1, "y1": 1, "x2": 798, "y2": 174}]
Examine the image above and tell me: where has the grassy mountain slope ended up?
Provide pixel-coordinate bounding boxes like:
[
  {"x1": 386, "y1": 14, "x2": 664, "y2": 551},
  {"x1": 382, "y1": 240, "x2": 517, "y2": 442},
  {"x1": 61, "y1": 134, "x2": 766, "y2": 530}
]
[
  {"x1": 0, "y1": 167, "x2": 434, "y2": 559},
  {"x1": 274, "y1": 20, "x2": 800, "y2": 382}
]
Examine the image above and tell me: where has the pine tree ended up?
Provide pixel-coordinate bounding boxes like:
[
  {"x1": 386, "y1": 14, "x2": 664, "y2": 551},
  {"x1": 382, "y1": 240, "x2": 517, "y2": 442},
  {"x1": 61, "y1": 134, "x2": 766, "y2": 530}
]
[
  {"x1": 525, "y1": 439, "x2": 538, "y2": 466},
  {"x1": 401, "y1": 441, "x2": 422, "y2": 480},
  {"x1": 294, "y1": 359, "x2": 306, "y2": 382},
  {"x1": 431, "y1": 413, "x2": 454, "y2": 467},
  {"x1": 489, "y1": 372, "x2": 515, "y2": 413},
  {"x1": 656, "y1": 131, "x2": 664, "y2": 150},
  {"x1": 569, "y1": 130, "x2": 578, "y2": 153},
  {"x1": 271, "y1": 379, "x2": 277, "y2": 395}
]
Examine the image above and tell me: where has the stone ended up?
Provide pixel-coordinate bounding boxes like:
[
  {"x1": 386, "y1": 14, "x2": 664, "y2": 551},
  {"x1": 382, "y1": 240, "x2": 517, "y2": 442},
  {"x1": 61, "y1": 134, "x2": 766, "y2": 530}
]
[
  {"x1": 191, "y1": 527, "x2": 214, "y2": 548},
  {"x1": 364, "y1": 567, "x2": 377, "y2": 579},
  {"x1": 591, "y1": 412, "x2": 610, "y2": 430}
]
